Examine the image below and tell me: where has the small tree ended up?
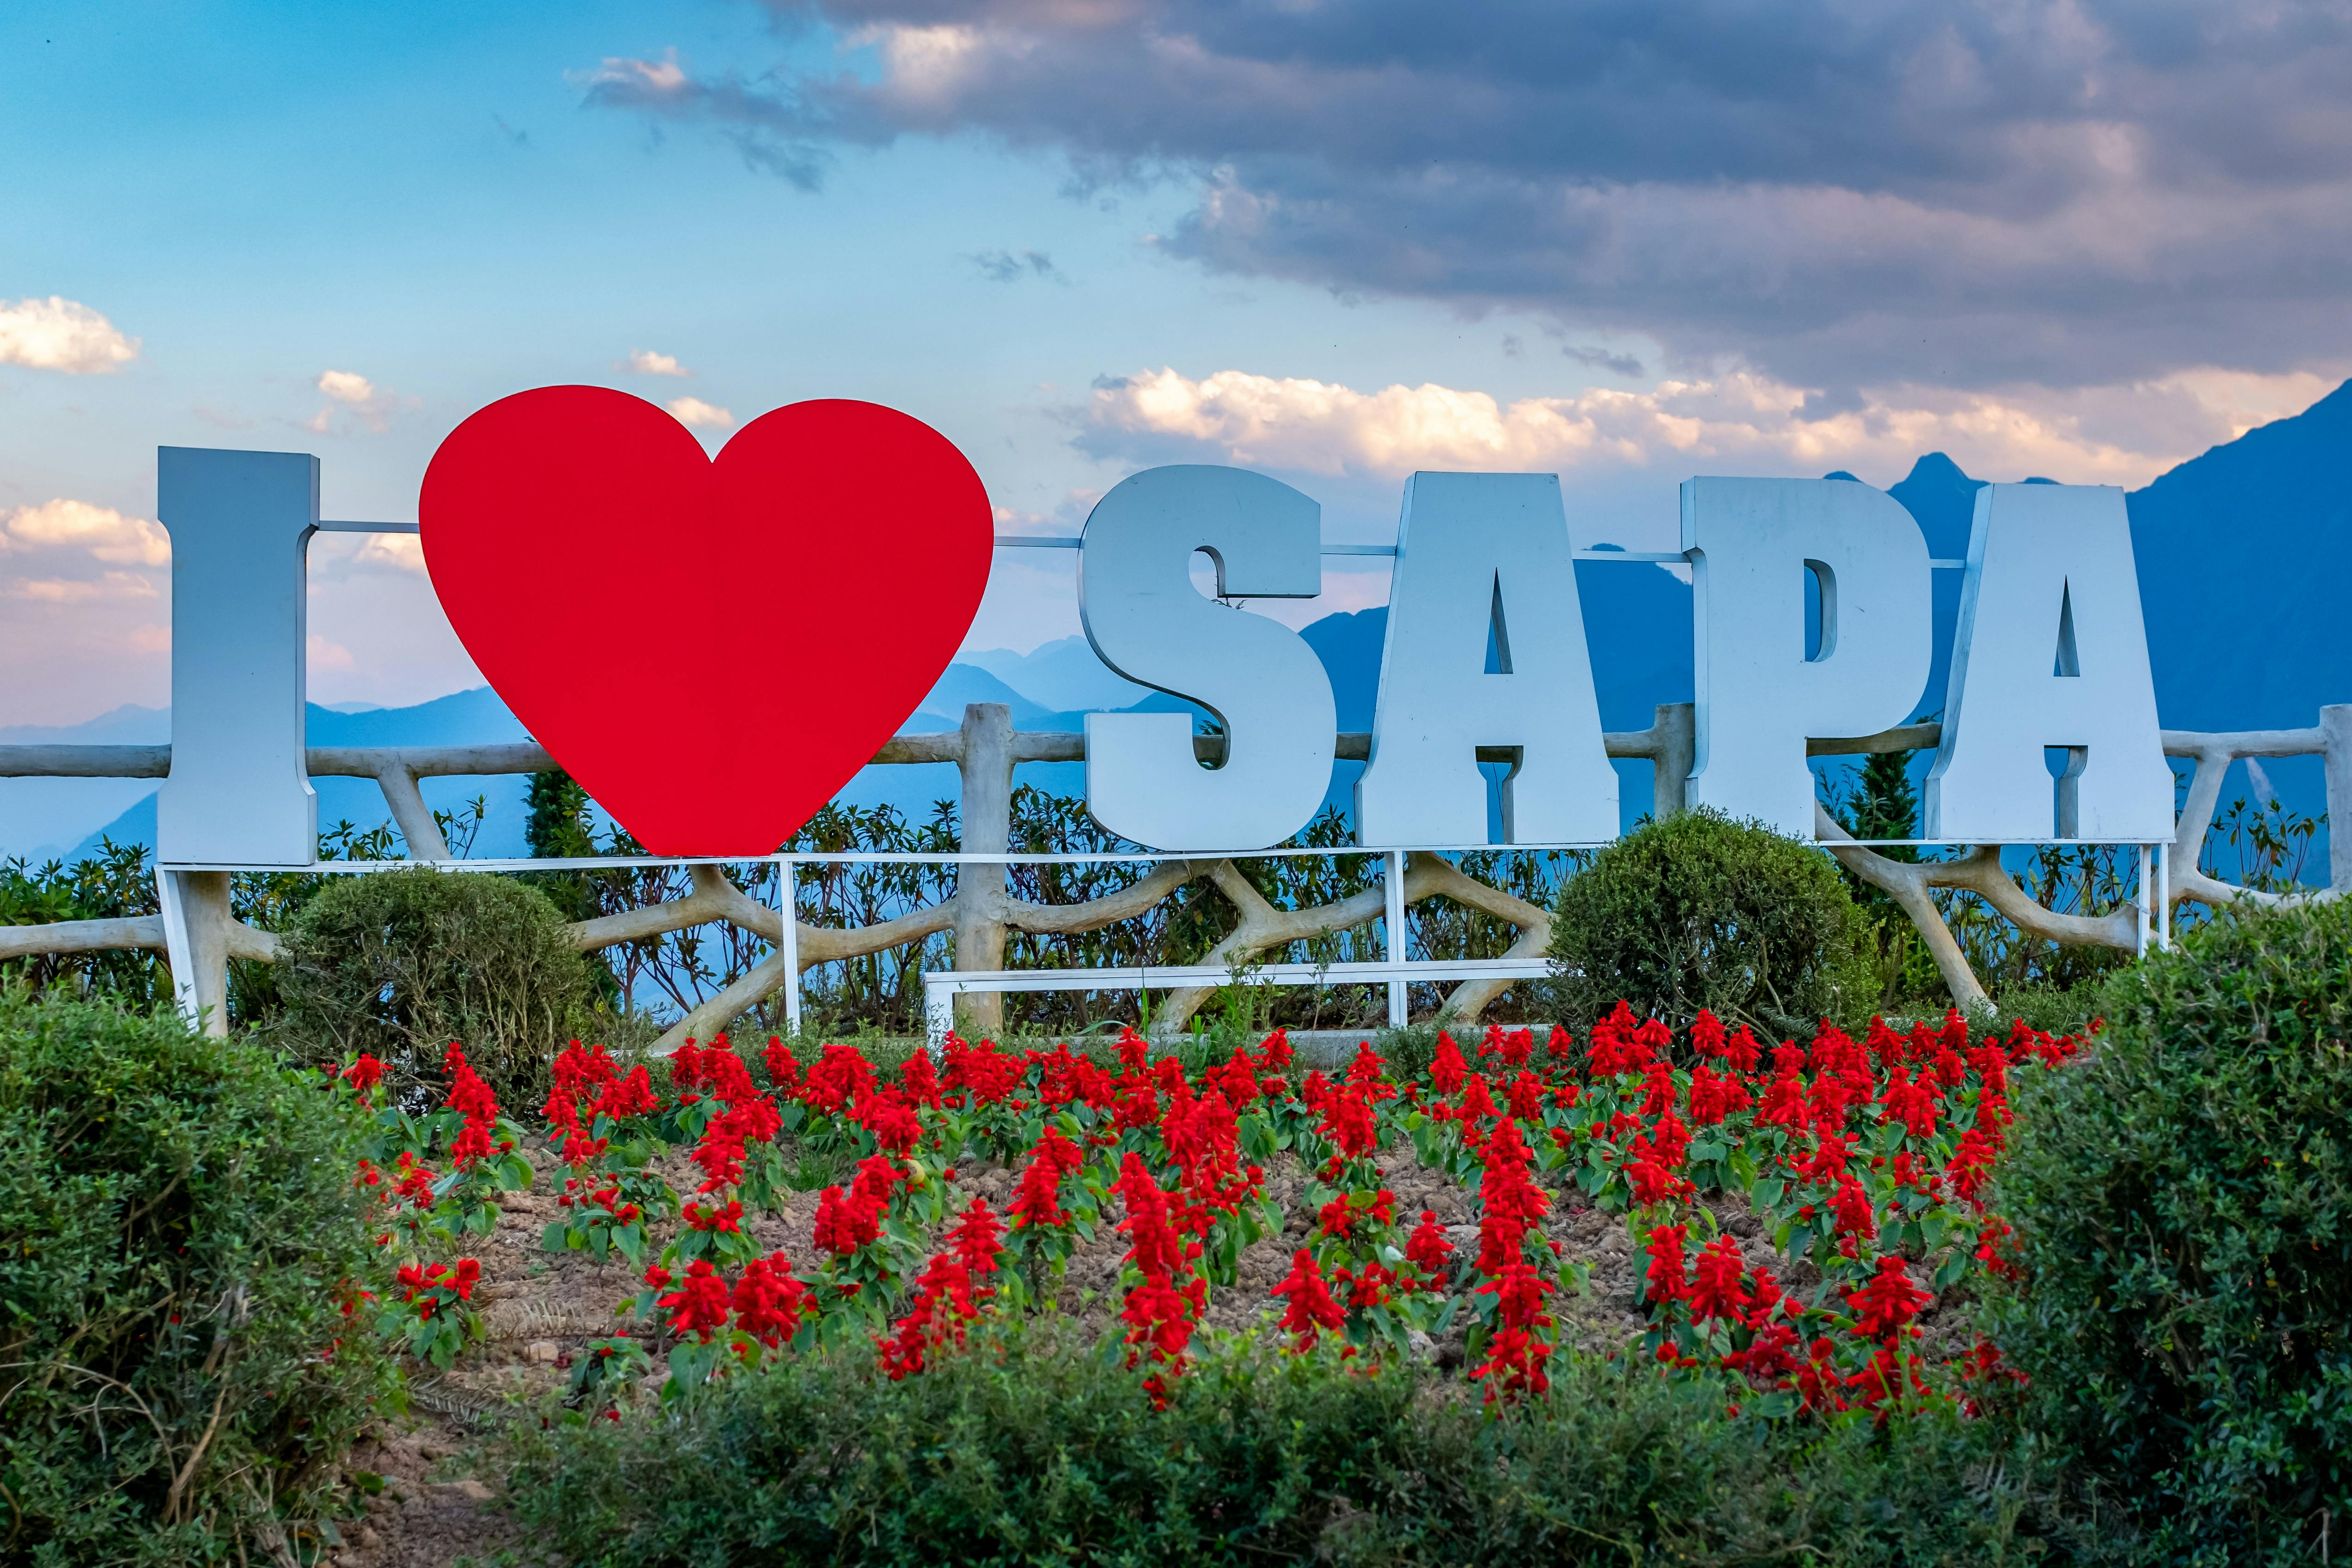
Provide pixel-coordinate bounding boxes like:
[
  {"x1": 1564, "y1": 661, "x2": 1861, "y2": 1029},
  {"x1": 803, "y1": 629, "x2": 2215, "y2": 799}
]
[
  {"x1": 271, "y1": 866, "x2": 593, "y2": 1104},
  {"x1": 1546, "y1": 808, "x2": 1872, "y2": 1040}
]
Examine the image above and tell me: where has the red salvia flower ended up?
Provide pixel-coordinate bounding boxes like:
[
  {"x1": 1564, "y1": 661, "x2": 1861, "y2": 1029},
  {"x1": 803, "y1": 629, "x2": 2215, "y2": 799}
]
[
  {"x1": 1848, "y1": 1254, "x2": 1932, "y2": 1340},
  {"x1": 1404, "y1": 1209, "x2": 1454, "y2": 1286},
  {"x1": 342, "y1": 1053, "x2": 386, "y2": 1101},
  {"x1": 1643, "y1": 1224, "x2": 1689, "y2": 1307},
  {"x1": 684, "y1": 1198, "x2": 745, "y2": 1233},
  {"x1": 1430, "y1": 1031, "x2": 1469, "y2": 1096},
  {"x1": 1830, "y1": 1175, "x2": 1877, "y2": 1241},
  {"x1": 731, "y1": 1252, "x2": 811, "y2": 1348},
  {"x1": 1271, "y1": 1249, "x2": 1347, "y2": 1349},
  {"x1": 659, "y1": 1259, "x2": 733, "y2": 1342},
  {"x1": 945, "y1": 1197, "x2": 1005, "y2": 1278},
  {"x1": 1688, "y1": 1235, "x2": 1749, "y2": 1321}
]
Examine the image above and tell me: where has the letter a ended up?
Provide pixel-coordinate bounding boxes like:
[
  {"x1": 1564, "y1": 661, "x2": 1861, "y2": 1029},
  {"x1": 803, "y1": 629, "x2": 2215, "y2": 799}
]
[
  {"x1": 1356, "y1": 472, "x2": 1615, "y2": 846},
  {"x1": 1925, "y1": 483, "x2": 2171, "y2": 841}
]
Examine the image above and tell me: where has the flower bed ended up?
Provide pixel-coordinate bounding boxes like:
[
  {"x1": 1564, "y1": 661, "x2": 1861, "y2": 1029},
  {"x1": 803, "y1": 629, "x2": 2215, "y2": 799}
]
[{"x1": 343, "y1": 1003, "x2": 2083, "y2": 1422}]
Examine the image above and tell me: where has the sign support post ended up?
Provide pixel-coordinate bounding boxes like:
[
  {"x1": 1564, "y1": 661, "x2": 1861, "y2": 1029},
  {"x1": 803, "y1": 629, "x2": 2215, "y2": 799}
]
[
  {"x1": 1384, "y1": 848, "x2": 1407, "y2": 1028},
  {"x1": 778, "y1": 856, "x2": 802, "y2": 1034}
]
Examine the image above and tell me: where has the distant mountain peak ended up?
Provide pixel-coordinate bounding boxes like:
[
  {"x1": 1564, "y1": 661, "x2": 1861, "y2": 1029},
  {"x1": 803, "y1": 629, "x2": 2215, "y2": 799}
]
[{"x1": 1898, "y1": 452, "x2": 1979, "y2": 491}]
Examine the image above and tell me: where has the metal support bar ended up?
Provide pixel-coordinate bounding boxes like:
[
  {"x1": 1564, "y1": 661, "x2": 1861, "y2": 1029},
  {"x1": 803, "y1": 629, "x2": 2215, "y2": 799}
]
[
  {"x1": 2155, "y1": 842, "x2": 2171, "y2": 951},
  {"x1": 2136, "y1": 845, "x2": 2152, "y2": 958},
  {"x1": 156, "y1": 868, "x2": 198, "y2": 1028},
  {"x1": 918, "y1": 957, "x2": 1552, "y2": 1049},
  {"x1": 1385, "y1": 848, "x2": 1408, "y2": 1029},
  {"x1": 778, "y1": 857, "x2": 802, "y2": 1034}
]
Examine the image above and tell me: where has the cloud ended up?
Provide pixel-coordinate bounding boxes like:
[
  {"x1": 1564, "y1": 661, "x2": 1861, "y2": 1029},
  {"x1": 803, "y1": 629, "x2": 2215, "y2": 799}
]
[
  {"x1": 968, "y1": 248, "x2": 1063, "y2": 283},
  {"x1": 305, "y1": 369, "x2": 405, "y2": 434},
  {"x1": 571, "y1": 48, "x2": 833, "y2": 189},
  {"x1": 597, "y1": 2, "x2": 2352, "y2": 394},
  {"x1": 1563, "y1": 344, "x2": 1644, "y2": 378},
  {"x1": 307, "y1": 634, "x2": 356, "y2": 672},
  {"x1": 355, "y1": 533, "x2": 426, "y2": 574},
  {"x1": 668, "y1": 396, "x2": 734, "y2": 429},
  {"x1": 0, "y1": 297, "x2": 139, "y2": 373},
  {"x1": 622, "y1": 348, "x2": 692, "y2": 376},
  {"x1": 9, "y1": 572, "x2": 157, "y2": 604},
  {"x1": 1075, "y1": 363, "x2": 2333, "y2": 492},
  {"x1": 0, "y1": 499, "x2": 171, "y2": 566}
]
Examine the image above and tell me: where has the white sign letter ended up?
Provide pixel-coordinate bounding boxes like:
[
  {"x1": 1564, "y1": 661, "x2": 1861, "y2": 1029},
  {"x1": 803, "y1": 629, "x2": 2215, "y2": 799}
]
[
  {"x1": 155, "y1": 446, "x2": 319, "y2": 866},
  {"x1": 1080, "y1": 466, "x2": 1336, "y2": 851},
  {"x1": 1683, "y1": 477, "x2": 1931, "y2": 837},
  {"x1": 1924, "y1": 483, "x2": 2171, "y2": 841},
  {"x1": 1355, "y1": 472, "x2": 1615, "y2": 846}
]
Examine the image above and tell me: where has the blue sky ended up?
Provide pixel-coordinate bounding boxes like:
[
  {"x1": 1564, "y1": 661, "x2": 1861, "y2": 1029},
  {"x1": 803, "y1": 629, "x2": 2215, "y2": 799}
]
[{"x1": 3, "y1": 0, "x2": 2346, "y2": 724}]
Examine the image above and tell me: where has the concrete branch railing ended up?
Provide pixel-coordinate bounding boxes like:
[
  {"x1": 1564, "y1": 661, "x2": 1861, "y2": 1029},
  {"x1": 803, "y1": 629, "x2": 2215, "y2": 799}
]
[{"x1": 2, "y1": 702, "x2": 2343, "y2": 1043}]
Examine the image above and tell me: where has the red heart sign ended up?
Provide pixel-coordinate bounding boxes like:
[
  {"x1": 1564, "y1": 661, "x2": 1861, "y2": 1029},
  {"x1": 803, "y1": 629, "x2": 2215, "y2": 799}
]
[{"x1": 421, "y1": 387, "x2": 993, "y2": 855}]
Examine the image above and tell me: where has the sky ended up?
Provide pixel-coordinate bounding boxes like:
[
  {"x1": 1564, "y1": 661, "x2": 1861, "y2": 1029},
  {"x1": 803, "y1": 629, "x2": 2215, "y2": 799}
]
[{"x1": 2, "y1": 0, "x2": 2346, "y2": 726}]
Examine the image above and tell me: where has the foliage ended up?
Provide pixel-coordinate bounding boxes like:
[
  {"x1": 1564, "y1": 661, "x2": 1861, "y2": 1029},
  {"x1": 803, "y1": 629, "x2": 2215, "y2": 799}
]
[
  {"x1": 1547, "y1": 808, "x2": 1875, "y2": 1038},
  {"x1": 1989, "y1": 898, "x2": 2352, "y2": 1565},
  {"x1": 0, "y1": 990, "x2": 389, "y2": 1564},
  {"x1": 0, "y1": 837, "x2": 170, "y2": 1008},
  {"x1": 498, "y1": 1318, "x2": 2053, "y2": 1567},
  {"x1": 271, "y1": 866, "x2": 594, "y2": 1105},
  {"x1": 2201, "y1": 785, "x2": 2327, "y2": 895},
  {"x1": 530, "y1": 787, "x2": 1582, "y2": 1037},
  {"x1": 0, "y1": 811, "x2": 489, "y2": 1031}
]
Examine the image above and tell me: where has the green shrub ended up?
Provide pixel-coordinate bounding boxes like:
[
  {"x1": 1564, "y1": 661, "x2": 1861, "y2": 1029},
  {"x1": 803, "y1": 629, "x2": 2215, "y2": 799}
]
[
  {"x1": 1982, "y1": 977, "x2": 2105, "y2": 1039},
  {"x1": 1990, "y1": 898, "x2": 2352, "y2": 1565},
  {"x1": 499, "y1": 1321, "x2": 2051, "y2": 1567},
  {"x1": 0, "y1": 990, "x2": 389, "y2": 1563},
  {"x1": 271, "y1": 867, "x2": 594, "y2": 1105},
  {"x1": 1546, "y1": 807, "x2": 1873, "y2": 1040}
]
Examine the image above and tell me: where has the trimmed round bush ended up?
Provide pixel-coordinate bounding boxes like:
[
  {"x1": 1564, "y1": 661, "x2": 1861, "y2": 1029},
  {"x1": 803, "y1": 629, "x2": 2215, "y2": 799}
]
[
  {"x1": 1546, "y1": 808, "x2": 1872, "y2": 1039},
  {"x1": 272, "y1": 866, "x2": 592, "y2": 1104},
  {"x1": 0, "y1": 990, "x2": 389, "y2": 1563},
  {"x1": 1992, "y1": 897, "x2": 2352, "y2": 1564}
]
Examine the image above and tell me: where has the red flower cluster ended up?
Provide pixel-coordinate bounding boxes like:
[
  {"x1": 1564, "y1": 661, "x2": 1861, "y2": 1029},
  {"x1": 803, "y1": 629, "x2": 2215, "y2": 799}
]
[
  {"x1": 442, "y1": 1043, "x2": 506, "y2": 1169},
  {"x1": 1114, "y1": 1151, "x2": 1206, "y2": 1404},
  {"x1": 1272, "y1": 1249, "x2": 1346, "y2": 1350},
  {"x1": 395, "y1": 1257, "x2": 479, "y2": 1318},
  {"x1": 358, "y1": 997, "x2": 2084, "y2": 1418},
  {"x1": 880, "y1": 1198, "x2": 1004, "y2": 1378}
]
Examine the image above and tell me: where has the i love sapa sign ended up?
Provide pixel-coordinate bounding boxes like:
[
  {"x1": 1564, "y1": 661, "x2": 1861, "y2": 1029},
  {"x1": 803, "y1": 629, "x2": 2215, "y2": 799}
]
[{"x1": 147, "y1": 388, "x2": 2171, "y2": 868}]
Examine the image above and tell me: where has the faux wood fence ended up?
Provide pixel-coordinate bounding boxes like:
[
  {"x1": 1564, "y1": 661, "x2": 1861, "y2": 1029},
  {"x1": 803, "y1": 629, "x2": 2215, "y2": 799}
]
[{"x1": 1, "y1": 701, "x2": 2344, "y2": 1046}]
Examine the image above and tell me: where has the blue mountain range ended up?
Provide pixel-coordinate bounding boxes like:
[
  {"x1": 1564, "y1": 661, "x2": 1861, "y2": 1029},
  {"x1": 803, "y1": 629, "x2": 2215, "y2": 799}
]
[{"x1": 11, "y1": 380, "x2": 2345, "y2": 868}]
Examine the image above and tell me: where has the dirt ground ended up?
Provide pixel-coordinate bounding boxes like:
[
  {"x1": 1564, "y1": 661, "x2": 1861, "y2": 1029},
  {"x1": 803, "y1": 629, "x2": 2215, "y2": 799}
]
[{"x1": 335, "y1": 1122, "x2": 1954, "y2": 1567}]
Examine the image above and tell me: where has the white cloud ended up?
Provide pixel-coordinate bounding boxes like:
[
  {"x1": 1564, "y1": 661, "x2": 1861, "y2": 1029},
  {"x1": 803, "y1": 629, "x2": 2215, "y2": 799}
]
[
  {"x1": 354, "y1": 533, "x2": 426, "y2": 574},
  {"x1": 306, "y1": 369, "x2": 404, "y2": 434},
  {"x1": 623, "y1": 348, "x2": 690, "y2": 377},
  {"x1": 1079, "y1": 364, "x2": 2339, "y2": 492},
  {"x1": 306, "y1": 634, "x2": 355, "y2": 671},
  {"x1": 0, "y1": 499, "x2": 171, "y2": 566},
  {"x1": 9, "y1": 572, "x2": 156, "y2": 604},
  {"x1": 573, "y1": 49, "x2": 688, "y2": 96},
  {"x1": 0, "y1": 297, "x2": 139, "y2": 373},
  {"x1": 318, "y1": 369, "x2": 375, "y2": 404},
  {"x1": 667, "y1": 396, "x2": 733, "y2": 430}
]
